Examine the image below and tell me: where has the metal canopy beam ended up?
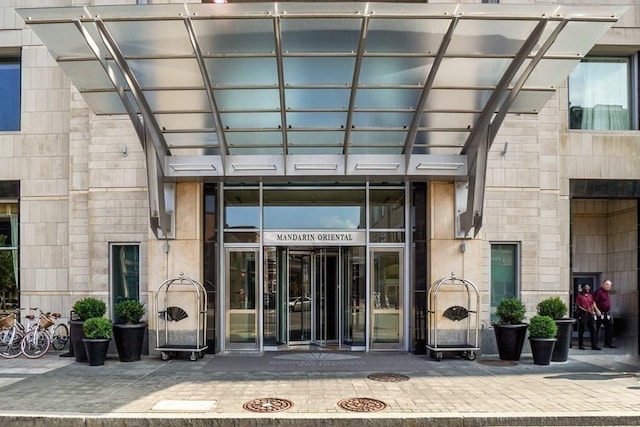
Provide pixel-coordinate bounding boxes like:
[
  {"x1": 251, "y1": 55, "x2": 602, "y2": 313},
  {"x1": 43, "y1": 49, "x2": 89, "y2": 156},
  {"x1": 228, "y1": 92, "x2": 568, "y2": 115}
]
[{"x1": 457, "y1": 18, "x2": 548, "y2": 238}]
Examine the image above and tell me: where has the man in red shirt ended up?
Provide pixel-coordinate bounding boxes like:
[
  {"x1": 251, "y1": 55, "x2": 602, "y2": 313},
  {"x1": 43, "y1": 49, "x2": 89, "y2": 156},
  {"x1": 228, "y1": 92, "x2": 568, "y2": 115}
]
[
  {"x1": 593, "y1": 279, "x2": 616, "y2": 348},
  {"x1": 575, "y1": 284, "x2": 601, "y2": 350}
]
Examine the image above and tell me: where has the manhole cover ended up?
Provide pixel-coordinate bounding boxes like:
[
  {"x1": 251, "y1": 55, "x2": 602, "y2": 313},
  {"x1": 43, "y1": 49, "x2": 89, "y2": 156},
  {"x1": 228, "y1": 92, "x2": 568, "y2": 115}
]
[
  {"x1": 242, "y1": 398, "x2": 293, "y2": 413},
  {"x1": 367, "y1": 373, "x2": 410, "y2": 382},
  {"x1": 337, "y1": 397, "x2": 387, "y2": 412},
  {"x1": 477, "y1": 359, "x2": 517, "y2": 367}
]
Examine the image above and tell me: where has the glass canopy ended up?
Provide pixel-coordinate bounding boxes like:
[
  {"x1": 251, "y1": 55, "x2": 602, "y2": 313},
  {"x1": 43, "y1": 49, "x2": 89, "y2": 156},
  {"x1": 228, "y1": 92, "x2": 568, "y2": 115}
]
[{"x1": 16, "y1": 3, "x2": 625, "y2": 237}]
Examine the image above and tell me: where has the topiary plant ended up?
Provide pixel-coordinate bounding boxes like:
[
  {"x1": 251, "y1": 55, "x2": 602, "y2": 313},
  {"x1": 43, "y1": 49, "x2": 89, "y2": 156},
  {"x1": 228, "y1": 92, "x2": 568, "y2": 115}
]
[
  {"x1": 114, "y1": 300, "x2": 145, "y2": 324},
  {"x1": 495, "y1": 298, "x2": 526, "y2": 325},
  {"x1": 73, "y1": 297, "x2": 107, "y2": 321},
  {"x1": 528, "y1": 315, "x2": 558, "y2": 339},
  {"x1": 536, "y1": 297, "x2": 568, "y2": 319},
  {"x1": 83, "y1": 317, "x2": 113, "y2": 339}
]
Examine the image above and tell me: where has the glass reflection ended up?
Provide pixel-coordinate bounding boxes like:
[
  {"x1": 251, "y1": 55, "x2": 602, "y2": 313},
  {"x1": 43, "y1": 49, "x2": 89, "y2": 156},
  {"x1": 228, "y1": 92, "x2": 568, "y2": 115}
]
[
  {"x1": 263, "y1": 189, "x2": 365, "y2": 229},
  {"x1": 224, "y1": 189, "x2": 260, "y2": 229},
  {"x1": 369, "y1": 189, "x2": 405, "y2": 229}
]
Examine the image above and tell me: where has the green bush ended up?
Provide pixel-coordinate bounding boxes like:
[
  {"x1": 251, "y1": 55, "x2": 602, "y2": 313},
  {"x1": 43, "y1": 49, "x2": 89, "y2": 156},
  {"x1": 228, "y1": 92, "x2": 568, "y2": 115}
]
[
  {"x1": 83, "y1": 317, "x2": 113, "y2": 339},
  {"x1": 536, "y1": 297, "x2": 568, "y2": 319},
  {"x1": 115, "y1": 300, "x2": 145, "y2": 324},
  {"x1": 528, "y1": 315, "x2": 558, "y2": 339},
  {"x1": 73, "y1": 297, "x2": 107, "y2": 321},
  {"x1": 495, "y1": 298, "x2": 526, "y2": 325}
]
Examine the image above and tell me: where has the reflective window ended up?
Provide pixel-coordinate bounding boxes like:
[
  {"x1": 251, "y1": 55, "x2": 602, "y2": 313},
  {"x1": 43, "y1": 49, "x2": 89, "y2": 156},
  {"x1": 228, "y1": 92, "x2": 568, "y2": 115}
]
[
  {"x1": 263, "y1": 189, "x2": 365, "y2": 229},
  {"x1": 568, "y1": 57, "x2": 632, "y2": 130},
  {"x1": 0, "y1": 57, "x2": 21, "y2": 131},
  {"x1": 490, "y1": 243, "x2": 519, "y2": 324},
  {"x1": 369, "y1": 189, "x2": 404, "y2": 229},
  {"x1": 224, "y1": 189, "x2": 260, "y2": 229}
]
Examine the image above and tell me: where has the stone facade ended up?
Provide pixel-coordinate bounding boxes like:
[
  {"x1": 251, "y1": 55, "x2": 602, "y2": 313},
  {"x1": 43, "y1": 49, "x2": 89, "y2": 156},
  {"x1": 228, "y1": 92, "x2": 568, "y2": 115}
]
[{"x1": 1, "y1": 0, "x2": 639, "y2": 356}]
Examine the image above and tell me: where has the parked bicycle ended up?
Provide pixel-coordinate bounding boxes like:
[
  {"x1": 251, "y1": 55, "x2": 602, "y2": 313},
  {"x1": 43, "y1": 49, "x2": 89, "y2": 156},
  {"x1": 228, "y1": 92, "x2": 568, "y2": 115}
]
[
  {"x1": 20, "y1": 308, "x2": 69, "y2": 359},
  {"x1": 0, "y1": 309, "x2": 27, "y2": 358}
]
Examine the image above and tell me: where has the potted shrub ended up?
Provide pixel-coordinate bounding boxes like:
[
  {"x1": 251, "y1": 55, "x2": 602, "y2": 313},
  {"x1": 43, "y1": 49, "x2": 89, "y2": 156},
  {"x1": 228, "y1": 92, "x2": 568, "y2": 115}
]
[
  {"x1": 493, "y1": 298, "x2": 527, "y2": 361},
  {"x1": 82, "y1": 317, "x2": 113, "y2": 366},
  {"x1": 70, "y1": 297, "x2": 107, "y2": 363},
  {"x1": 113, "y1": 299, "x2": 147, "y2": 362},
  {"x1": 528, "y1": 315, "x2": 558, "y2": 365},
  {"x1": 537, "y1": 296, "x2": 575, "y2": 362}
]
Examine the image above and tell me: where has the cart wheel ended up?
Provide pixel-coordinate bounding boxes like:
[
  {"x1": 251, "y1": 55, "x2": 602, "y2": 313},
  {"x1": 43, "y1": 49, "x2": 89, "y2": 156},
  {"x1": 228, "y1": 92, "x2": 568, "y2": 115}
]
[
  {"x1": 467, "y1": 351, "x2": 477, "y2": 361},
  {"x1": 161, "y1": 351, "x2": 170, "y2": 361},
  {"x1": 189, "y1": 352, "x2": 198, "y2": 362},
  {"x1": 198, "y1": 351, "x2": 205, "y2": 359},
  {"x1": 435, "y1": 352, "x2": 442, "y2": 361}
]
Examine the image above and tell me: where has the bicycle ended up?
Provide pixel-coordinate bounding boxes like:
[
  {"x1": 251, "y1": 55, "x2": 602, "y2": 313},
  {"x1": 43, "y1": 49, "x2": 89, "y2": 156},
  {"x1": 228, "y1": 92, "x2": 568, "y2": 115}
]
[
  {"x1": 20, "y1": 309, "x2": 68, "y2": 358},
  {"x1": 0, "y1": 309, "x2": 27, "y2": 358}
]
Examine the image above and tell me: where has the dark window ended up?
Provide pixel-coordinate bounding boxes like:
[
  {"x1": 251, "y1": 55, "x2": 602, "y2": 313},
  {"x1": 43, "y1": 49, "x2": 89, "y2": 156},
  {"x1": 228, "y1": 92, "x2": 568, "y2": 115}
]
[
  {"x1": 491, "y1": 243, "x2": 519, "y2": 324},
  {"x1": 0, "y1": 56, "x2": 21, "y2": 131},
  {"x1": 111, "y1": 244, "x2": 140, "y2": 321}
]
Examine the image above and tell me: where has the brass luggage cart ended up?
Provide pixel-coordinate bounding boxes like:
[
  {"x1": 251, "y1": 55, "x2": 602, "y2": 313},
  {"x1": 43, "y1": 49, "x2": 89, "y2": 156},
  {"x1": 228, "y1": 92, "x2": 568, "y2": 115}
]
[
  {"x1": 155, "y1": 274, "x2": 208, "y2": 361},
  {"x1": 427, "y1": 274, "x2": 480, "y2": 361}
]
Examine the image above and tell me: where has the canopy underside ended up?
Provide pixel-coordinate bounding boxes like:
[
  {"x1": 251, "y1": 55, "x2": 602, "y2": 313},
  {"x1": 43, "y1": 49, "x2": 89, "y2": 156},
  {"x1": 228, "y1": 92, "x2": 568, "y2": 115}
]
[{"x1": 17, "y1": 3, "x2": 625, "y2": 237}]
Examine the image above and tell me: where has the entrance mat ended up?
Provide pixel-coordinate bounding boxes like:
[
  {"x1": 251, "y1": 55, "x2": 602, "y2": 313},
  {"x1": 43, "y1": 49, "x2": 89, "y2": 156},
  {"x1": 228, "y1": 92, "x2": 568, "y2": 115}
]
[
  {"x1": 274, "y1": 352, "x2": 360, "y2": 361},
  {"x1": 366, "y1": 372, "x2": 410, "y2": 382},
  {"x1": 337, "y1": 397, "x2": 387, "y2": 412},
  {"x1": 476, "y1": 359, "x2": 518, "y2": 367},
  {"x1": 243, "y1": 397, "x2": 293, "y2": 412}
]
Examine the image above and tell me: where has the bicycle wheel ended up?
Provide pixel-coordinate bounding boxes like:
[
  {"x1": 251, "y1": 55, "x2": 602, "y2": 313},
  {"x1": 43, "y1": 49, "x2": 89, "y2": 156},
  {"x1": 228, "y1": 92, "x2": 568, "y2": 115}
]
[
  {"x1": 51, "y1": 323, "x2": 69, "y2": 350},
  {"x1": 0, "y1": 328, "x2": 24, "y2": 358},
  {"x1": 21, "y1": 329, "x2": 51, "y2": 359}
]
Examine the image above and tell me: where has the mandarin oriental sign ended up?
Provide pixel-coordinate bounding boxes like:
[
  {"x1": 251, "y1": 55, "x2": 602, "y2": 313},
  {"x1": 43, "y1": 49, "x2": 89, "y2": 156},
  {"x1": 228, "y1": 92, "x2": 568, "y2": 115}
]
[{"x1": 264, "y1": 231, "x2": 365, "y2": 246}]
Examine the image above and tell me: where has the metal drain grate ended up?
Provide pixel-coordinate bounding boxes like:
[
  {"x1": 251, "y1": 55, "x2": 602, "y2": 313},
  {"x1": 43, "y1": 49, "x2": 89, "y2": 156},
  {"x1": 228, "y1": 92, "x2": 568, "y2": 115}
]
[
  {"x1": 477, "y1": 359, "x2": 518, "y2": 367},
  {"x1": 367, "y1": 373, "x2": 410, "y2": 382},
  {"x1": 337, "y1": 397, "x2": 387, "y2": 412},
  {"x1": 243, "y1": 397, "x2": 293, "y2": 413}
]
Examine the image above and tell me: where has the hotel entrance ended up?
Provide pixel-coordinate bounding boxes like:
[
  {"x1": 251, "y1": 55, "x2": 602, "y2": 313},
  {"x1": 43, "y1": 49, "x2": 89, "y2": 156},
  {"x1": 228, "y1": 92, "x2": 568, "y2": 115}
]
[
  {"x1": 264, "y1": 246, "x2": 368, "y2": 350},
  {"x1": 221, "y1": 183, "x2": 408, "y2": 352},
  {"x1": 287, "y1": 249, "x2": 338, "y2": 347}
]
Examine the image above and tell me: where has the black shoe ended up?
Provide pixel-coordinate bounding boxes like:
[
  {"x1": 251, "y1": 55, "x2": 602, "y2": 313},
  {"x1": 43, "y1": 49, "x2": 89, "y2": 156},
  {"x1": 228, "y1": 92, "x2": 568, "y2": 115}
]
[
  {"x1": 591, "y1": 346, "x2": 602, "y2": 350},
  {"x1": 604, "y1": 344, "x2": 617, "y2": 348},
  {"x1": 578, "y1": 347, "x2": 586, "y2": 350}
]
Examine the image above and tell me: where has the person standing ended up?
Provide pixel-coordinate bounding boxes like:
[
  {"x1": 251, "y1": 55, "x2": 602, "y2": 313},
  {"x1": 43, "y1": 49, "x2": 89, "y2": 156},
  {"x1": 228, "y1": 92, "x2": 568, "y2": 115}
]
[
  {"x1": 575, "y1": 284, "x2": 601, "y2": 350},
  {"x1": 593, "y1": 279, "x2": 616, "y2": 348}
]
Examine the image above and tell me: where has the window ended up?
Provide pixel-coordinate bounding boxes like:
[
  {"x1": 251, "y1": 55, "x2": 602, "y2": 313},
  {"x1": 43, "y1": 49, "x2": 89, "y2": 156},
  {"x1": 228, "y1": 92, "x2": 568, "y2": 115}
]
[
  {"x1": 568, "y1": 57, "x2": 632, "y2": 130},
  {"x1": 111, "y1": 244, "x2": 140, "y2": 321},
  {"x1": 490, "y1": 243, "x2": 519, "y2": 323},
  {"x1": 0, "y1": 55, "x2": 21, "y2": 131}
]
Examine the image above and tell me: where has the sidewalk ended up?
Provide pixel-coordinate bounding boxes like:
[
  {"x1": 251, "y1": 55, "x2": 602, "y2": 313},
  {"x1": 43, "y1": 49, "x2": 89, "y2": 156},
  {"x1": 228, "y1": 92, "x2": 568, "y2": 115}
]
[{"x1": 1, "y1": 347, "x2": 639, "y2": 426}]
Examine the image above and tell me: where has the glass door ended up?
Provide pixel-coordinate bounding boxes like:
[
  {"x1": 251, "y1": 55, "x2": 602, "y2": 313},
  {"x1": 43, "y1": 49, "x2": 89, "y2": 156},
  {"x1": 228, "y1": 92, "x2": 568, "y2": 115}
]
[
  {"x1": 225, "y1": 248, "x2": 259, "y2": 350},
  {"x1": 288, "y1": 250, "x2": 312, "y2": 344},
  {"x1": 313, "y1": 249, "x2": 327, "y2": 347},
  {"x1": 342, "y1": 246, "x2": 366, "y2": 348},
  {"x1": 370, "y1": 248, "x2": 403, "y2": 350}
]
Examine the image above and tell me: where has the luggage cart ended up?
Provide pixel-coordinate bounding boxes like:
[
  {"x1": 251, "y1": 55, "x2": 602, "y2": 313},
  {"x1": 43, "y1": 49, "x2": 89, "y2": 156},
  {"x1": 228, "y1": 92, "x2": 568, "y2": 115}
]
[
  {"x1": 155, "y1": 274, "x2": 208, "y2": 361},
  {"x1": 427, "y1": 274, "x2": 480, "y2": 361}
]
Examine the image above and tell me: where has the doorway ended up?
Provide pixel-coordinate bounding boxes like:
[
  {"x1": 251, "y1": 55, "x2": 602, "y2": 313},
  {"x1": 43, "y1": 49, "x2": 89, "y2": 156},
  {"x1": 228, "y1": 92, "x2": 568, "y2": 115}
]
[{"x1": 288, "y1": 248, "x2": 338, "y2": 347}]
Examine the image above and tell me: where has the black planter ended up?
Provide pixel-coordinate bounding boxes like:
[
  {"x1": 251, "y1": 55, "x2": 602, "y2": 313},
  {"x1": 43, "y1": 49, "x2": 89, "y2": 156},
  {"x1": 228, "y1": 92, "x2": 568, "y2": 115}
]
[
  {"x1": 493, "y1": 323, "x2": 527, "y2": 361},
  {"x1": 83, "y1": 338, "x2": 111, "y2": 366},
  {"x1": 551, "y1": 318, "x2": 576, "y2": 362},
  {"x1": 113, "y1": 322, "x2": 147, "y2": 362},
  {"x1": 529, "y1": 337, "x2": 556, "y2": 365},
  {"x1": 69, "y1": 320, "x2": 87, "y2": 363}
]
